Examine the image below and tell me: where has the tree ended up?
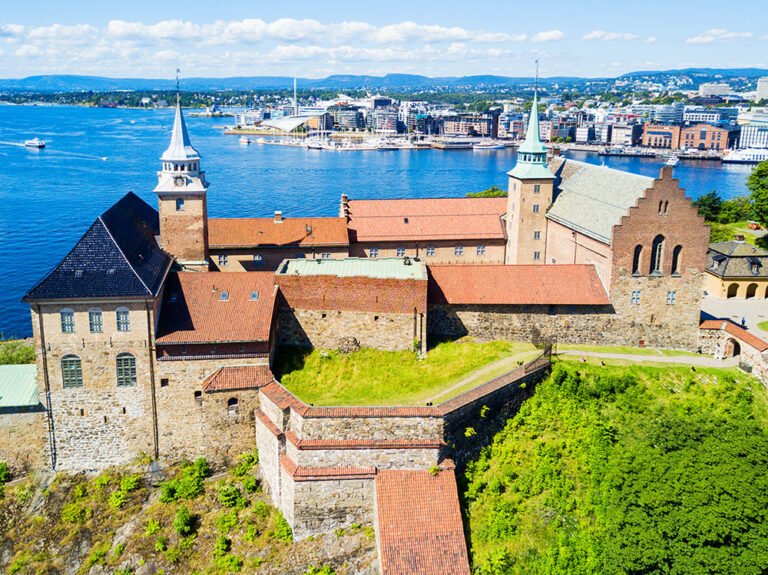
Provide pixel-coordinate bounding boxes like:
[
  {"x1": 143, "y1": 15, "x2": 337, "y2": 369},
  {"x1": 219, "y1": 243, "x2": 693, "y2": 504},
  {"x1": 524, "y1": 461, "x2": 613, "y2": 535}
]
[
  {"x1": 692, "y1": 190, "x2": 723, "y2": 222},
  {"x1": 466, "y1": 185, "x2": 507, "y2": 198},
  {"x1": 718, "y1": 196, "x2": 754, "y2": 224},
  {"x1": 748, "y1": 159, "x2": 768, "y2": 226}
]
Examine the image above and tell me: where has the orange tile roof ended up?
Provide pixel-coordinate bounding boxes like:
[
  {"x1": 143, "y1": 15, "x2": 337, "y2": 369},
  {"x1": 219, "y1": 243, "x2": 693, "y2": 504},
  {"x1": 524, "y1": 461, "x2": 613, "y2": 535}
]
[
  {"x1": 156, "y1": 272, "x2": 277, "y2": 344},
  {"x1": 208, "y1": 217, "x2": 349, "y2": 248},
  {"x1": 376, "y1": 468, "x2": 471, "y2": 575},
  {"x1": 428, "y1": 264, "x2": 610, "y2": 306},
  {"x1": 202, "y1": 365, "x2": 274, "y2": 392},
  {"x1": 346, "y1": 197, "x2": 507, "y2": 242},
  {"x1": 700, "y1": 319, "x2": 768, "y2": 352}
]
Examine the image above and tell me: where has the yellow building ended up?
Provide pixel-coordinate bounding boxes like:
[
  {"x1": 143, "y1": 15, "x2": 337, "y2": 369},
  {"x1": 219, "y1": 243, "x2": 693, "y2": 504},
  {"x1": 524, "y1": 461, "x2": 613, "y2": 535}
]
[{"x1": 705, "y1": 237, "x2": 768, "y2": 298}]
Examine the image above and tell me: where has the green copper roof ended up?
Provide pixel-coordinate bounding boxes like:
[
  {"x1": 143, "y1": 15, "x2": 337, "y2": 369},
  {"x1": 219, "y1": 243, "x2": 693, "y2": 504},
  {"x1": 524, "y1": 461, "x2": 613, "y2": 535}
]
[
  {"x1": 0, "y1": 365, "x2": 39, "y2": 408},
  {"x1": 517, "y1": 91, "x2": 547, "y2": 154},
  {"x1": 509, "y1": 90, "x2": 554, "y2": 180},
  {"x1": 276, "y1": 257, "x2": 427, "y2": 281}
]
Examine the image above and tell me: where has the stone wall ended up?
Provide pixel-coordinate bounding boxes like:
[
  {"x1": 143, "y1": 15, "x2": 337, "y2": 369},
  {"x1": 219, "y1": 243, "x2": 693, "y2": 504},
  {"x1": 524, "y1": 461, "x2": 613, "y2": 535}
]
[
  {"x1": 546, "y1": 219, "x2": 613, "y2": 284},
  {"x1": 699, "y1": 326, "x2": 768, "y2": 384},
  {"x1": 0, "y1": 406, "x2": 48, "y2": 475},
  {"x1": 349, "y1": 240, "x2": 506, "y2": 265},
  {"x1": 291, "y1": 478, "x2": 375, "y2": 539}
]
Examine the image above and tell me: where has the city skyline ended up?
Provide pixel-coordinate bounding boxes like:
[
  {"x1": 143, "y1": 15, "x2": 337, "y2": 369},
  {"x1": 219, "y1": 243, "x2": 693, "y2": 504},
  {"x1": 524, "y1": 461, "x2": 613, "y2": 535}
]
[{"x1": 1, "y1": 0, "x2": 767, "y2": 79}]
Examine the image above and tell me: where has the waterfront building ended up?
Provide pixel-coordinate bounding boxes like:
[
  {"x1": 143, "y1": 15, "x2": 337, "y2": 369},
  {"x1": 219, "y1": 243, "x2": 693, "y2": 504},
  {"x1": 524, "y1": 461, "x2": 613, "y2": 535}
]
[
  {"x1": 575, "y1": 125, "x2": 595, "y2": 144},
  {"x1": 679, "y1": 124, "x2": 738, "y2": 151},
  {"x1": 738, "y1": 124, "x2": 768, "y2": 149},
  {"x1": 755, "y1": 77, "x2": 768, "y2": 102},
  {"x1": 699, "y1": 83, "x2": 731, "y2": 97},
  {"x1": 442, "y1": 111, "x2": 500, "y2": 138},
  {"x1": 610, "y1": 124, "x2": 641, "y2": 146},
  {"x1": 642, "y1": 123, "x2": 682, "y2": 149}
]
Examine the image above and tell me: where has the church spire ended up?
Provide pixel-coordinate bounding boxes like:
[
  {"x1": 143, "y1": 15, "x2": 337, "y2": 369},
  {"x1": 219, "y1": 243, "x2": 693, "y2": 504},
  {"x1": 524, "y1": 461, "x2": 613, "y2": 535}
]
[
  {"x1": 508, "y1": 63, "x2": 553, "y2": 180},
  {"x1": 161, "y1": 100, "x2": 200, "y2": 162}
]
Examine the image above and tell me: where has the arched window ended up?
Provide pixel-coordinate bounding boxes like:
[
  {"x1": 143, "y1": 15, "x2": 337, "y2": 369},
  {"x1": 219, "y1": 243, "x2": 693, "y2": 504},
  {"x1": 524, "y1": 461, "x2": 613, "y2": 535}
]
[
  {"x1": 671, "y1": 245, "x2": 682, "y2": 276},
  {"x1": 650, "y1": 235, "x2": 665, "y2": 275},
  {"x1": 664, "y1": 201, "x2": 669, "y2": 215},
  {"x1": 632, "y1": 245, "x2": 643, "y2": 275},
  {"x1": 727, "y1": 283, "x2": 739, "y2": 298},
  {"x1": 747, "y1": 283, "x2": 758, "y2": 299},
  {"x1": 61, "y1": 354, "x2": 83, "y2": 388},
  {"x1": 658, "y1": 201, "x2": 663, "y2": 215},
  {"x1": 227, "y1": 397, "x2": 239, "y2": 416},
  {"x1": 116, "y1": 353, "x2": 137, "y2": 387}
]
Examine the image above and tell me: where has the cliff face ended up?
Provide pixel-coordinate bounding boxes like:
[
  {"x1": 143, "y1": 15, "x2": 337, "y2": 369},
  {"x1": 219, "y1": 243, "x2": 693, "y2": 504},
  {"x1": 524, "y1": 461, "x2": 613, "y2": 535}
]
[{"x1": 0, "y1": 458, "x2": 377, "y2": 575}]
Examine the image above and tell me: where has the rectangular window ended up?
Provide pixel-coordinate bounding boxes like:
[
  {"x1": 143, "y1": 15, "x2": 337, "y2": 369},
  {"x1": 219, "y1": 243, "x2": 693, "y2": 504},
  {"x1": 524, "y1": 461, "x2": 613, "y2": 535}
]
[
  {"x1": 116, "y1": 354, "x2": 137, "y2": 387},
  {"x1": 218, "y1": 254, "x2": 228, "y2": 266},
  {"x1": 89, "y1": 310, "x2": 103, "y2": 333},
  {"x1": 666, "y1": 291, "x2": 677, "y2": 305},
  {"x1": 533, "y1": 184, "x2": 541, "y2": 194},
  {"x1": 533, "y1": 231, "x2": 541, "y2": 240},
  {"x1": 533, "y1": 251, "x2": 541, "y2": 261},
  {"x1": 175, "y1": 198, "x2": 185, "y2": 211},
  {"x1": 116, "y1": 309, "x2": 131, "y2": 332},
  {"x1": 455, "y1": 246, "x2": 464, "y2": 256},
  {"x1": 631, "y1": 290, "x2": 641, "y2": 304},
  {"x1": 396, "y1": 247, "x2": 406, "y2": 257},
  {"x1": 60, "y1": 310, "x2": 75, "y2": 333},
  {"x1": 476, "y1": 245, "x2": 486, "y2": 256},
  {"x1": 61, "y1": 356, "x2": 83, "y2": 388},
  {"x1": 369, "y1": 247, "x2": 379, "y2": 258},
  {"x1": 425, "y1": 246, "x2": 436, "y2": 257},
  {"x1": 532, "y1": 204, "x2": 540, "y2": 213},
  {"x1": 321, "y1": 253, "x2": 331, "y2": 259}
]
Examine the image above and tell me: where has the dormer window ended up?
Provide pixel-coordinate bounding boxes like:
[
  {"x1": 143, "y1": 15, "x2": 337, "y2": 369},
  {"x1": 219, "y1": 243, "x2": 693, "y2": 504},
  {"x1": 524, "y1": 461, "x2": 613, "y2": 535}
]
[
  {"x1": 220, "y1": 291, "x2": 229, "y2": 301},
  {"x1": 250, "y1": 291, "x2": 260, "y2": 301},
  {"x1": 176, "y1": 198, "x2": 185, "y2": 211},
  {"x1": 748, "y1": 256, "x2": 762, "y2": 276}
]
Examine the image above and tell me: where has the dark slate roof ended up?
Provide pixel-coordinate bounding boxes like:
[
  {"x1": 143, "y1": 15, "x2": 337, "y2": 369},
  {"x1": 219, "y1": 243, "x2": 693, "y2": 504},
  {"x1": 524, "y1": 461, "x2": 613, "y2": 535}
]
[
  {"x1": 707, "y1": 241, "x2": 768, "y2": 279},
  {"x1": 24, "y1": 193, "x2": 171, "y2": 301}
]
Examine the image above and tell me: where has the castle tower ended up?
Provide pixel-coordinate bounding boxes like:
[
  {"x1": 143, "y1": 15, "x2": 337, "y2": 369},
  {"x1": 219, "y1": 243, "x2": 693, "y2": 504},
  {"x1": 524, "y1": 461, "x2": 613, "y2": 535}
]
[
  {"x1": 505, "y1": 90, "x2": 555, "y2": 264},
  {"x1": 154, "y1": 98, "x2": 209, "y2": 270}
]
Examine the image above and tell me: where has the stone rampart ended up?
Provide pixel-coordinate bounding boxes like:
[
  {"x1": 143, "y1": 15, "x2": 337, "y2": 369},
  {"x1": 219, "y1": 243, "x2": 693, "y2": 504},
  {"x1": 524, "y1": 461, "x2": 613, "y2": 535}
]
[{"x1": 0, "y1": 405, "x2": 48, "y2": 475}]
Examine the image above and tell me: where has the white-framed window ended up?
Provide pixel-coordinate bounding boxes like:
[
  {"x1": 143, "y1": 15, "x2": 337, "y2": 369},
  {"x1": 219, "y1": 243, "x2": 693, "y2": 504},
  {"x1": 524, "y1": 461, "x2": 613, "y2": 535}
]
[
  {"x1": 396, "y1": 247, "x2": 406, "y2": 257},
  {"x1": 116, "y1": 353, "x2": 137, "y2": 387},
  {"x1": 321, "y1": 252, "x2": 331, "y2": 259},
  {"x1": 60, "y1": 309, "x2": 75, "y2": 333},
  {"x1": 426, "y1": 246, "x2": 436, "y2": 257},
  {"x1": 533, "y1": 231, "x2": 541, "y2": 240},
  {"x1": 369, "y1": 247, "x2": 379, "y2": 258},
  {"x1": 116, "y1": 308, "x2": 131, "y2": 332},
  {"x1": 218, "y1": 254, "x2": 228, "y2": 266},
  {"x1": 631, "y1": 290, "x2": 641, "y2": 304},
  {"x1": 533, "y1": 184, "x2": 541, "y2": 194},
  {"x1": 61, "y1": 354, "x2": 83, "y2": 388},
  {"x1": 175, "y1": 198, "x2": 185, "y2": 211},
  {"x1": 88, "y1": 309, "x2": 103, "y2": 333},
  {"x1": 533, "y1": 251, "x2": 541, "y2": 261},
  {"x1": 455, "y1": 246, "x2": 464, "y2": 256},
  {"x1": 532, "y1": 204, "x2": 540, "y2": 213},
  {"x1": 476, "y1": 245, "x2": 486, "y2": 256},
  {"x1": 666, "y1": 291, "x2": 677, "y2": 305}
]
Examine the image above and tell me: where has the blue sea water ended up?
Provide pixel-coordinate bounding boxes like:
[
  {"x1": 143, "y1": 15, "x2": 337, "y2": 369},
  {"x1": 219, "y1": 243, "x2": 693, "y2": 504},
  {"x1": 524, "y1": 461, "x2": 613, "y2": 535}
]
[{"x1": 0, "y1": 104, "x2": 756, "y2": 337}]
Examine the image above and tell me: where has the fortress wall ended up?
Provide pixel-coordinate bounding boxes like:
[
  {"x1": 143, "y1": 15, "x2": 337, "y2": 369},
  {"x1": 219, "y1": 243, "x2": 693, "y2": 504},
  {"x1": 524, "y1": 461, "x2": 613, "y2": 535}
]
[
  {"x1": 291, "y1": 477, "x2": 375, "y2": 540},
  {"x1": 295, "y1": 413, "x2": 443, "y2": 442},
  {"x1": 428, "y1": 302, "x2": 700, "y2": 350},
  {"x1": 289, "y1": 444, "x2": 439, "y2": 469},
  {"x1": 277, "y1": 308, "x2": 419, "y2": 352},
  {"x1": 0, "y1": 406, "x2": 49, "y2": 475}
]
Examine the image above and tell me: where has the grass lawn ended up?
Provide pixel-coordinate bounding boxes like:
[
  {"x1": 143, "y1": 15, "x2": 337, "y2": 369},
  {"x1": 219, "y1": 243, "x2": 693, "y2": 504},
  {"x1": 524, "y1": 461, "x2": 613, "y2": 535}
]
[
  {"x1": 758, "y1": 321, "x2": 768, "y2": 333},
  {"x1": 711, "y1": 220, "x2": 764, "y2": 246},
  {"x1": 275, "y1": 340, "x2": 537, "y2": 406},
  {"x1": 557, "y1": 343, "x2": 701, "y2": 357}
]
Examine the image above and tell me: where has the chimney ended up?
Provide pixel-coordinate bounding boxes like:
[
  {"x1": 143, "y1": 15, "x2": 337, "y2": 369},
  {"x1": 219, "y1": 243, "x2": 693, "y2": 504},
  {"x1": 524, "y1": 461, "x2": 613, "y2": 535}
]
[
  {"x1": 274, "y1": 210, "x2": 283, "y2": 223},
  {"x1": 339, "y1": 193, "x2": 350, "y2": 220},
  {"x1": 660, "y1": 165, "x2": 673, "y2": 179}
]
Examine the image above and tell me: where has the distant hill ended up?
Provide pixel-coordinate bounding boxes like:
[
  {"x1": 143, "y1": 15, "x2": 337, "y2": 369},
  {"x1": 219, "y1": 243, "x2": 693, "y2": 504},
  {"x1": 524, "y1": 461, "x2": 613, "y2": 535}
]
[{"x1": 620, "y1": 67, "x2": 768, "y2": 79}]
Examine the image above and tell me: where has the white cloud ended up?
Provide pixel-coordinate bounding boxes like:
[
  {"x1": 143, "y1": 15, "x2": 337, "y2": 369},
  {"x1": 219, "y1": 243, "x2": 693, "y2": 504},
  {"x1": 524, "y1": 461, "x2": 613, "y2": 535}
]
[
  {"x1": 686, "y1": 29, "x2": 753, "y2": 44},
  {"x1": 0, "y1": 24, "x2": 25, "y2": 38},
  {"x1": 107, "y1": 19, "x2": 200, "y2": 40},
  {"x1": 15, "y1": 45, "x2": 42, "y2": 57},
  {"x1": 532, "y1": 30, "x2": 564, "y2": 42},
  {"x1": 646, "y1": 37, "x2": 657, "y2": 44},
  {"x1": 583, "y1": 30, "x2": 638, "y2": 41}
]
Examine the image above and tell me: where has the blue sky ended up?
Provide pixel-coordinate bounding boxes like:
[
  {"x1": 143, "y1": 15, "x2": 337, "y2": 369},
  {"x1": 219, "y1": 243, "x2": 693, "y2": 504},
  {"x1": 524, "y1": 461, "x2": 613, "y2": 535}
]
[{"x1": 1, "y1": 0, "x2": 766, "y2": 78}]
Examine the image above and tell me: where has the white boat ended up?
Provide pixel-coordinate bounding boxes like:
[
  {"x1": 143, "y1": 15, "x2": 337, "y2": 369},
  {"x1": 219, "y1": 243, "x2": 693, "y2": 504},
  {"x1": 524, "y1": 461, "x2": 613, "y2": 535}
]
[
  {"x1": 473, "y1": 140, "x2": 505, "y2": 150},
  {"x1": 24, "y1": 138, "x2": 45, "y2": 149},
  {"x1": 665, "y1": 155, "x2": 679, "y2": 167},
  {"x1": 722, "y1": 148, "x2": 768, "y2": 164},
  {"x1": 239, "y1": 136, "x2": 251, "y2": 145}
]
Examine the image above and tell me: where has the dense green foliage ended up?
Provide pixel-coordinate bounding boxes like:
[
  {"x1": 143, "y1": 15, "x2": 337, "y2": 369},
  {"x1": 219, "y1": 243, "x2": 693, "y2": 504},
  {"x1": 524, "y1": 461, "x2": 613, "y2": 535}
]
[
  {"x1": 466, "y1": 185, "x2": 507, "y2": 198},
  {"x1": 692, "y1": 190, "x2": 754, "y2": 225},
  {"x1": 464, "y1": 363, "x2": 768, "y2": 575},
  {"x1": 0, "y1": 340, "x2": 35, "y2": 365},
  {"x1": 0, "y1": 461, "x2": 9, "y2": 497},
  {"x1": 748, "y1": 160, "x2": 768, "y2": 227},
  {"x1": 160, "y1": 458, "x2": 211, "y2": 502},
  {"x1": 277, "y1": 340, "x2": 534, "y2": 406}
]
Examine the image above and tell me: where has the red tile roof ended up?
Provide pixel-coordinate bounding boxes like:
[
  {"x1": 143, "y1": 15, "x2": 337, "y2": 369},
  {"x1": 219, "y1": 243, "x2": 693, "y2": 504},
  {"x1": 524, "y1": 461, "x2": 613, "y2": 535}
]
[
  {"x1": 700, "y1": 319, "x2": 768, "y2": 352},
  {"x1": 155, "y1": 272, "x2": 277, "y2": 344},
  {"x1": 277, "y1": 274, "x2": 428, "y2": 314},
  {"x1": 280, "y1": 455, "x2": 376, "y2": 481},
  {"x1": 346, "y1": 197, "x2": 507, "y2": 242},
  {"x1": 202, "y1": 365, "x2": 274, "y2": 392},
  {"x1": 428, "y1": 264, "x2": 610, "y2": 306},
  {"x1": 376, "y1": 468, "x2": 471, "y2": 575},
  {"x1": 208, "y1": 217, "x2": 349, "y2": 248},
  {"x1": 284, "y1": 431, "x2": 444, "y2": 451}
]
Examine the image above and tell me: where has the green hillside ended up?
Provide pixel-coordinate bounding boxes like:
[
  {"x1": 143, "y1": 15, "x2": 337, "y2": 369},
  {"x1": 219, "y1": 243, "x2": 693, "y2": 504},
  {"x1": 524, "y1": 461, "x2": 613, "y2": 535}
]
[{"x1": 463, "y1": 363, "x2": 768, "y2": 575}]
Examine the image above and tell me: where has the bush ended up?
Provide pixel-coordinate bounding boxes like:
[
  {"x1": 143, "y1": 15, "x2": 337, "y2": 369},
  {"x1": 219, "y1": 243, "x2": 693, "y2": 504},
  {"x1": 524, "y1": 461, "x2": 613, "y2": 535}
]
[
  {"x1": 154, "y1": 536, "x2": 168, "y2": 552},
  {"x1": 120, "y1": 474, "x2": 141, "y2": 493},
  {"x1": 252, "y1": 500, "x2": 270, "y2": 520},
  {"x1": 241, "y1": 475, "x2": 260, "y2": 494},
  {"x1": 0, "y1": 461, "x2": 10, "y2": 485},
  {"x1": 61, "y1": 502, "x2": 90, "y2": 524},
  {"x1": 160, "y1": 458, "x2": 210, "y2": 503},
  {"x1": 92, "y1": 473, "x2": 112, "y2": 489},
  {"x1": 173, "y1": 506, "x2": 195, "y2": 536},
  {"x1": 218, "y1": 483, "x2": 246, "y2": 509},
  {"x1": 144, "y1": 518, "x2": 161, "y2": 537},
  {"x1": 0, "y1": 340, "x2": 35, "y2": 365},
  {"x1": 108, "y1": 489, "x2": 127, "y2": 509},
  {"x1": 270, "y1": 513, "x2": 293, "y2": 542},
  {"x1": 232, "y1": 450, "x2": 259, "y2": 478},
  {"x1": 217, "y1": 511, "x2": 239, "y2": 535},
  {"x1": 304, "y1": 566, "x2": 336, "y2": 575}
]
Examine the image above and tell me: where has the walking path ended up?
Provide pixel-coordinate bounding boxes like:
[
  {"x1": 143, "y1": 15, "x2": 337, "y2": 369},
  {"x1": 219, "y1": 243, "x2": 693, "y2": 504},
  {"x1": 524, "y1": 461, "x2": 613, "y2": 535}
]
[{"x1": 557, "y1": 349, "x2": 740, "y2": 368}]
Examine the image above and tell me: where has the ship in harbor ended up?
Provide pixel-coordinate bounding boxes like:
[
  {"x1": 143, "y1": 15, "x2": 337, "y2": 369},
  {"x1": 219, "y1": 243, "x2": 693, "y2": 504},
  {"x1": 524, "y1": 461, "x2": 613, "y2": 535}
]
[{"x1": 722, "y1": 148, "x2": 768, "y2": 164}]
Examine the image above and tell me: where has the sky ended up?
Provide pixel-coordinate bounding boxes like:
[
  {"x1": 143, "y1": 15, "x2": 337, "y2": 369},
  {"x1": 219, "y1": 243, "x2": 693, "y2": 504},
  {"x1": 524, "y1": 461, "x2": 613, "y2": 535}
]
[{"x1": 1, "y1": 0, "x2": 767, "y2": 79}]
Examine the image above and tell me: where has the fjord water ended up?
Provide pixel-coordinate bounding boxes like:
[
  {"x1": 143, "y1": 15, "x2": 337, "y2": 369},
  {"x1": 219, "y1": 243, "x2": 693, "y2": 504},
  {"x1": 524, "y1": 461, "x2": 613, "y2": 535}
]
[{"x1": 0, "y1": 104, "x2": 754, "y2": 337}]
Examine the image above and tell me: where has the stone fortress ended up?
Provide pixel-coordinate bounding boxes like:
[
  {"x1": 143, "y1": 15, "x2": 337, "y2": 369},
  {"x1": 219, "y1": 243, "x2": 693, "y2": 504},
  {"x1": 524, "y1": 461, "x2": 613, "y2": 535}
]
[{"x1": 4, "y1": 87, "x2": 750, "y2": 573}]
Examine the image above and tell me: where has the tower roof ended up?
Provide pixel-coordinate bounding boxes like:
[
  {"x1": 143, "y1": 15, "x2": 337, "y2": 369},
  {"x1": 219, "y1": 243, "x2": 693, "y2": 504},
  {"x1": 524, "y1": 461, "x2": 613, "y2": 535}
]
[
  {"x1": 518, "y1": 91, "x2": 547, "y2": 154},
  {"x1": 161, "y1": 101, "x2": 200, "y2": 162},
  {"x1": 508, "y1": 89, "x2": 554, "y2": 180}
]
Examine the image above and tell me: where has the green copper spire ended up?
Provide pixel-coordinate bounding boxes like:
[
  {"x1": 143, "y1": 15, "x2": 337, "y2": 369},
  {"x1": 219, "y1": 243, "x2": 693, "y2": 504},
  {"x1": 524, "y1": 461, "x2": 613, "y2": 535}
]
[{"x1": 508, "y1": 88, "x2": 554, "y2": 180}]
